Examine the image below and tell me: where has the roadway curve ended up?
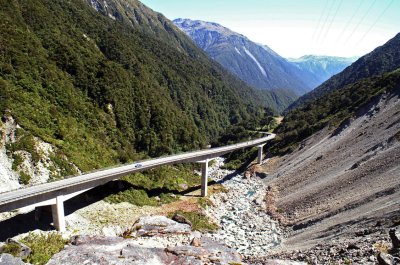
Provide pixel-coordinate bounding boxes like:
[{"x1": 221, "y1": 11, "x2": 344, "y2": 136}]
[{"x1": 0, "y1": 133, "x2": 275, "y2": 212}]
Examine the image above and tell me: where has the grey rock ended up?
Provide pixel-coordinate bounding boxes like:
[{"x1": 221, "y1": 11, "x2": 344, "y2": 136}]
[
  {"x1": 171, "y1": 213, "x2": 192, "y2": 227},
  {"x1": 131, "y1": 215, "x2": 191, "y2": 237},
  {"x1": 389, "y1": 227, "x2": 400, "y2": 249},
  {"x1": 190, "y1": 237, "x2": 201, "y2": 247},
  {"x1": 377, "y1": 252, "x2": 393, "y2": 265},
  {"x1": 48, "y1": 235, "x2": 244, "y2": 265},
  {"x1": 0, "y1": 253, "x2": 26, "y2": 265}
]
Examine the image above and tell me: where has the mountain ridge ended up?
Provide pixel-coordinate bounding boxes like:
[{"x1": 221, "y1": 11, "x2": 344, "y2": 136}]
[
  {"x1": 289, "y1": 33, "x2": 400, "y2": 110},
  {"x1": 173, "y1": 18, "x2": 315, "y2": 96},
  {"x1": 287, "y1": 55, "x2": 358, "y2": 86}
]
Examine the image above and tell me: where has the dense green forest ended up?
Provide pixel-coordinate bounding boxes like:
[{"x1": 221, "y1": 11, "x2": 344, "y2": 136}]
[
  {"x1": 0, "y1": 0, "x2": 276, "y2": 178},
  {"x1": 271, "y1": 69, "x2": 400, "y2": 154}
]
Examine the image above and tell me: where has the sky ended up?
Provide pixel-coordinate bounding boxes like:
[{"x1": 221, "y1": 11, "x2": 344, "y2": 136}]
[{"x1": 140, "y1": 0, "x2": 400, "y2": 58}]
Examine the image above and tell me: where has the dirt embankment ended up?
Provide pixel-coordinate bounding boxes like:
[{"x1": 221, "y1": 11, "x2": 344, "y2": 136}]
[{"x1": 265, "y1": 89, "x2": 400, "y2": 250}]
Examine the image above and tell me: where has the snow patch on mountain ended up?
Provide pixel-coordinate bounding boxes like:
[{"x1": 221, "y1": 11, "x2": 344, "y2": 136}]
[
  {"x1": 235, "y1": 47, "x2": 242, "y2": 56},
  {"x1": 243, "y1": 46, "x2": 267, "y2": 77}
]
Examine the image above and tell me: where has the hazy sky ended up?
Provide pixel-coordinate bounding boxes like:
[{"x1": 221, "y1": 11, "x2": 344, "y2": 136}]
[{"x1": 140, "y1": 0, "x2": 400, "y2": 58}]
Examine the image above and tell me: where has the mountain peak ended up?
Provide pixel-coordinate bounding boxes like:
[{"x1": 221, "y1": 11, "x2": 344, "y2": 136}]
[
  {"x1": 173, "y1": 18, "x2": 246, "y2": 39},
  {"x1": 173, "y1": 18, "x2": 317, "y2": 97}
]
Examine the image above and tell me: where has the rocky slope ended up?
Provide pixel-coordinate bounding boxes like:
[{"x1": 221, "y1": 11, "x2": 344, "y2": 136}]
[
  {"x1": 259, "y1": 85, "x2": 400, "y2": 263},
  {"x1": 173, "y1": 19, "x2": 314, "y2": 97},
  {"x1": 288, "y1": 55, "x2": 357, "y2": 86}
]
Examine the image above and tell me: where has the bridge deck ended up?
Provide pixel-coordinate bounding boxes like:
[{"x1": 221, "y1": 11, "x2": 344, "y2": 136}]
[{"x1": 0, "y1": 133, "x2": 275, "y2": 228}]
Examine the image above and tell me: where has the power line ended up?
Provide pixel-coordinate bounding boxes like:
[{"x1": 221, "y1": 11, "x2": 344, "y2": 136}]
[
  {"x1": 343, "y1": 0, "x2": 378, "y2": 45},
  {"x1": 337, "y1": 0, "x2": 365, "y2": 42},
  {"x1": 311, "y1": 0, "x2": 330, "y2": 42},
  {"x1": 315, "y1": 0, "x2": 336, "y2": 44},
  {"x1": 319, "y1": 0, "x2": 344, "y2": 45},
  {"x1": 355, "y1": 0, "x2": 395, "y2": 47}
]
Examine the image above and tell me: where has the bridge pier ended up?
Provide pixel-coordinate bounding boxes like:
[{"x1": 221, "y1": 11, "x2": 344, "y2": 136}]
[
  {"x1": 51, "y1": 196, "x2": 65, "y2": 232},
  {"x1": 257, "y1": 144, "x2": 265, "y2": 164},
  {"x1": 199, "y1": 159, "x2": 209, "y2": 197}
]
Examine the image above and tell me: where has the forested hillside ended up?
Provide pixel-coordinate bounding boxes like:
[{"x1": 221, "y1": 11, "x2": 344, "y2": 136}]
[
  {"x1": 289, "y1": 33, "x2": 400, "y2": 110},
  {"x1": 272, "y1": 33, "x2": 400, "y2": 154},
  {"x1": 0, "y1": 0, "x2": 272, "y2": 176}
]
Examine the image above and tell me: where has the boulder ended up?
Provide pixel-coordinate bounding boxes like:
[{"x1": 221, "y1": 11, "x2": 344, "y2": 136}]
[
  {"x1": 389, "y1": 227, "x2": 400, "y2": 249},
  {"x1": 48, "y1": 235, "x2": 244, "y2": 265},
  {"x1": 190, "y1": 237, "x2": 201, "y2": 247},
  {"x1": 129, "y1": 215, "x2": 191, "y2": 237},
  {"x1": 171, "y1": 213, "x2": 192, "y2": 227},
  {"x1": 377, "y1": 252, "x2": 393, "y2": 265},
  {"x1": 0, "y1": 253, "x2": 26, "y2": 265}
]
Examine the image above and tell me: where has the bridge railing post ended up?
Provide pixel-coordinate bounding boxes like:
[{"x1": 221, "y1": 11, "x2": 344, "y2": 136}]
[
  {"x1": 51, "y1": 195, "x2": 65, "y2": 232},
  {"x1": 200, "y1": 159, "x2": 209, "y2": 197}
]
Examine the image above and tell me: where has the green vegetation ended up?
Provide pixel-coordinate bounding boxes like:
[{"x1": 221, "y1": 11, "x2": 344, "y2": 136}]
[
  {"x1": 18, "y1": 171, "x2": 31, "y2": 185},
  {"x1": 21, "y1": 233, "x2": 67, "y2": 265},
  {"x1": 209, "y1": 107, "x2": 277, "y2": 170},
  {"x1": 122, "y1": 165, "x2": 200, "y2": 192},
  {"x1": 168, "y1": 210, "x2": 218, "y2": 232},
  {"x1": 104, "y1": 165, "x2": 198, "y2": 206},
  {"x1": 290, "y1": 33, "x2": 400, "y2": 110},
  {"x1": 1, "y1": 242, "x2": 21, "y2": 257},
  {"x1": 272, "y1": 69, "x2": 400, "y2": 154},
  {"x1": 105, "y1": 189, "x2": 160, "y2": 206},
  {"x1": 198, "y1": 197, "x2": 214, "y2": 209},
  {"x1": 0, "y1": 0, "x2": 275, "y2": 178},
  {"x1": 6, "y1": 131, "x2": 41, "y2": 164},
  {"x1": 1, "y1": 233, "x2": 67, "y2": 265},
  {"x1": 11, "y1": 153, "x2": 23, "y2": 171}
]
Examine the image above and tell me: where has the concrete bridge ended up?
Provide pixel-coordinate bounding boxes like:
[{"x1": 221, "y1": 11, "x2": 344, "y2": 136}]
[{"x1": 0, "y1": 133, "x2": 275, "y2": 232}]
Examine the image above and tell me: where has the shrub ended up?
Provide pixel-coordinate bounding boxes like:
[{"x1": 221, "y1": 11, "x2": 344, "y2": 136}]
[
  {"x1": 20, "y1": 232, "x2": 67, "y2": 265},
  {"x1": 168, "y1": 210, "x2": 218, "y2": 232},
  {"x1": 19, "y1": 172, "x2": 31, "y2": 185},
  {"x1": 12, "y1": 153, "x2": 24, "y2": 171}
]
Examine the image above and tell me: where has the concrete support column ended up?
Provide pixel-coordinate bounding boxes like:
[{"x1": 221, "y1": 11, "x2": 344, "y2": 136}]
[
  {"x1": 51, "y1": 195, "x2": 65, "y2": 232},
  {"x1": 257, "y1": 145, "x2": 265, "y2": 164},
  {"x1": 200, "y1": 159, "x2": 209, "y2": 197}
]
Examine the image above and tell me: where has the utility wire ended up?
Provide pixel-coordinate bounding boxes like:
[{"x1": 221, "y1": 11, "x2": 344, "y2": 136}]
[
  {"x1": 355, "y1": 0, "x2": 395, "y2": 47},
  {"x1": 311, "y1": 0, "x2": 330, "y2": 41},
  {"x1": 343, "y1": 0, "x2": 378, "y2": 45},
  {"x1": 315, "y1": 0, "x2": 336, "y2": 44},
  {"x1": 319, "y1": 0, "x2": 344, "y2": 45},
  {"x1": 337, "y1": 0, "x2": 365, "y2": 42}
]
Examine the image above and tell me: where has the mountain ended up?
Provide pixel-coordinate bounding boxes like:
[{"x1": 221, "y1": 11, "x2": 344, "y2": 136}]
[
  {"x1": 289, "y1": 33, "x2": 400, "y2": 110},
  {"x1": 272, "y1": 32, "x2": 400, "y2": 154},
  {"x1": 263, "y1": 70, "x2": 400, "y2": 257},
  {"x1": 261, "y1": 36, "x2": 400, "y2": 258},
  {"x1": 0, "y1": 0, "x2": 277, "y2": 185},
  {"x1": 287, "y1": 55, "x2": 357, "y2": 86},
  {"x1": 173, "y1": 18, "x2": 316, "y2": 97}
]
